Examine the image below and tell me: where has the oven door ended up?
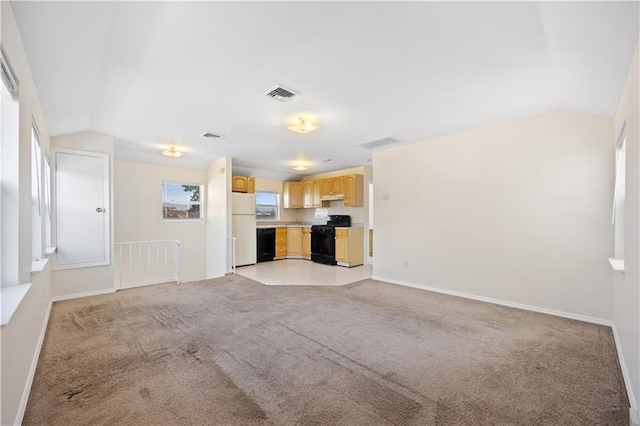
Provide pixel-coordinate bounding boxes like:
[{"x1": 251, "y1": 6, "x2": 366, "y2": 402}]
[{"x1": 311, "y1": 227, "x2": 336, "y2": 264}]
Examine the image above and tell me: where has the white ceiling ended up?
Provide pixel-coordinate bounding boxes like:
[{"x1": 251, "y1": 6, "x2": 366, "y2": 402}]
[{"x1": 10, "y1": 1, "x2": 639, "y2": 180}]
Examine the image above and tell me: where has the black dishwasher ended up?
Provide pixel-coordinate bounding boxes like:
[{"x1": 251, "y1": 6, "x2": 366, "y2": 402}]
[{"x1": 256, "y1": 228, "x2": 276, "y2": 262}]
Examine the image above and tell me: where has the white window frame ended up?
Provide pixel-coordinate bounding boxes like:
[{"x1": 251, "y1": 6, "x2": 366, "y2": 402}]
[
  {"x1": 161, "y1": 181, "x2": 205, "y2": 222},
  {"x1": 611, "y1": 125, "x2": 626, "y2": 265},
  {"x1": 31, "y1": 121, "x2": 44, "y2": 260},
  {"x1": 43, "y1": 153, "x2": 53, "y2": 250},
  {"x1": 255, "y1": 191, "x2": 280, "y2": 221}
]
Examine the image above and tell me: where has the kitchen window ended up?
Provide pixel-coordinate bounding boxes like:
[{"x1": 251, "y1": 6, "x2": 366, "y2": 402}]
[
  {"x1": 161, "y1": 182, "x2": 204, "y2": 220},
  {"x1": 256, "y1": 191, "x2": 279, "y2": 221}
]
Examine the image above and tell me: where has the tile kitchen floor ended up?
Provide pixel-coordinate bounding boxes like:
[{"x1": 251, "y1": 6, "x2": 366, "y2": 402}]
[{"x1": 235, "y1": 259, "x2": 372, "y2": 286}]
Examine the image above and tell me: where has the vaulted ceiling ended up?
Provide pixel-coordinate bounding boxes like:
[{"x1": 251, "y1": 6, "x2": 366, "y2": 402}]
[{"x1": 10, "y1": 1, "x2": 640, "y2": 179}]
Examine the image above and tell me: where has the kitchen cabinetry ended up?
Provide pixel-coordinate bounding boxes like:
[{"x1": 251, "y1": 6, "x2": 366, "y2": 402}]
[
  {"x1": 343, "y1": 174, "x2": 364, "y2": 207},
  {"x1": 275, "y1": 227, "x2": 287, "y2": 259},
  {"x1": 283, "y1": 182, "x2": 303, "y2": 208},
  {"x1": 312, "y1": 180, "x2": 327, "y2": 207},
  {"x1": 302, "y1": 228, "x2": 311, "y2": 259},
  {"x1": 232, "y1": 175, "x2": 248, "y2": 193},
  {"x1": 302, "y1": 181, "x2": 313, "y2": 208},
  {"x1": 322, "y1": 177, "x2": 344, "y2": 197},
  {"x1": 287, "y1": 227, "x2": 302, "y2": 258},
  {"x1": 232, "y1": 175, "x2": 255, "y2": 194},
  {"x1": 335, "y1": 228, "x2": 364, "y2": 267}
]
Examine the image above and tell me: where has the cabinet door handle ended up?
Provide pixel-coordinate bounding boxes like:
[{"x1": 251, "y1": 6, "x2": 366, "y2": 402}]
[{"x1": 96, "y1": 207, "x2": 104, "y2": 213}]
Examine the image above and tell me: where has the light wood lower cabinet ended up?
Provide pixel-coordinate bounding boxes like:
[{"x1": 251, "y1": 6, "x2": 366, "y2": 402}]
[
  {"x1": 302, "y1": 228, "x2": 311, "y2": 259},
  {"x1": 287, "y1": 227, "x2": 302, "y2": 258},
  {"x1": 275, "y1": 227, "x2": 287, "y2": 259},
  {"x1": 335, "y1": 228, "x2": 364, "y2": 267}
]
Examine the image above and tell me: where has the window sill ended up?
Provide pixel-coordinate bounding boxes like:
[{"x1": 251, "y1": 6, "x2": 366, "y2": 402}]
[
  {"x1": 608, "y1": 257, "x2": 624, "y2": 272},
  {"x1": 31, "y1": 257, "x2": 50, "y2": 274},
  {"x1": 1, "y1": 283, "x2": 32, "y2": 326},
  {"x1": 159, "y1": 219, "x2": 206, "y2": 224}
]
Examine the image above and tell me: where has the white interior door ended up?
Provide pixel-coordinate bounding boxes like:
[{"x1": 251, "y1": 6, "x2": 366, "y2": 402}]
[{"x1": 54, "y1": 149, "x2": 110, "y2": 269}]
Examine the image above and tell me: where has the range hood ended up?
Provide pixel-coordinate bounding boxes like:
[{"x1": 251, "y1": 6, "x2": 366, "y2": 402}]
[{"x1": 321, "y1": 193, "x2": 344, "y2": 201}]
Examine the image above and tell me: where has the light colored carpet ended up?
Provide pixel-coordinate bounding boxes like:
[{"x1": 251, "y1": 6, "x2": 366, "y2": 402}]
[{"x1": 24, "y1": 275, "x2": 628, "y2": 425}]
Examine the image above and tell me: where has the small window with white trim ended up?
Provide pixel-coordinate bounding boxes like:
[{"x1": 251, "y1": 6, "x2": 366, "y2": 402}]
[
  {"x1": 161, "y1": 182, "x2": 204, "y2": 220},
  {"x1": 255, "y1": 191, "x2": 279, "y2": 221}
]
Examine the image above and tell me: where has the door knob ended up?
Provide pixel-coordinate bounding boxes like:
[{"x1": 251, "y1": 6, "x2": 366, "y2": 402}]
[{"x1": 96, "y1": 207, "x2": 104, "y2": 212}]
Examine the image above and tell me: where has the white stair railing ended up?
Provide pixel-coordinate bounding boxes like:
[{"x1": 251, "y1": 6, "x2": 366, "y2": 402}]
[{"x1": 115, "y1": 240, "x2": 180, "y2": 289}]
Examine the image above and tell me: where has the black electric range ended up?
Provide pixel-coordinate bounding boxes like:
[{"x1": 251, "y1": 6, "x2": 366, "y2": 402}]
[{"x1": 310, "y1": 215, "x2": 351, "y2": 265}]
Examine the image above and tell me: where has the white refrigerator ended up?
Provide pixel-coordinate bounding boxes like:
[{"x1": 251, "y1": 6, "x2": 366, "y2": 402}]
[{"x1": 232, "y1": 193, "x2": 257, "y2": 266}]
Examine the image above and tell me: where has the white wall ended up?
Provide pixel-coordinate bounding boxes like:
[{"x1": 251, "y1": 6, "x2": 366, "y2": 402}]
[
  {"x1": 114, "y1": 161, "x2": 208, "y2": 283},
  {"x1": 373, "y1": 111, "x2": 614, "y2": 321},
  {"x1": 613, "y1": 42, "x2": 640, "y2": 413},
  {"x1": 206, "y1": 157, "x2": 231, "y2": 277},
  {"x1": 50, "y1": 132, "x2": 114, "y2": 298},
  {"x1": 1, "y1": 3, "x2": 53, "y2": 425}
]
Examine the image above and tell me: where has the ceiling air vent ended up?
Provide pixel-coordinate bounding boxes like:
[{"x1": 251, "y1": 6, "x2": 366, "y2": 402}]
[
  {"x1": 358, "y1": 136, "x2": 405, "y2": 149},
  {"x1": 202, "y1": 132, "x2": 224, "y2": 139},
  {"x1": 263, "y1": 85, "x2": 300, "y2": 103}
]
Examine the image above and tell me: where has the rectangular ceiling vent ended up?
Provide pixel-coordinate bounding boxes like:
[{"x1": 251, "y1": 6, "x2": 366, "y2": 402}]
[
  {"x1": 202, "y1": 132, "x2": 224, "y2": 139},
  {"x1": 358, "y1": 136, "x2": 405, "y2": 149},
  {"x1": 264, "y1": 85, "x2": 299, "y2": 103}
]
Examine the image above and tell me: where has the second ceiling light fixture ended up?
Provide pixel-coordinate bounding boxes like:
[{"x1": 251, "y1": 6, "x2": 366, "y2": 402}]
[{"x1": 287, "y1": 117, "x2": 318, "y2": 134}]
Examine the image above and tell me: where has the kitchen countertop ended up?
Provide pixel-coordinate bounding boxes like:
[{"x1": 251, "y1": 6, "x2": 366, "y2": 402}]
[
  {"x1": 256, "y1": 223, "x2": 315, "y2": 229},
  {"x1": 257, "y1": 223, "x2": 364, "y2": 229}
]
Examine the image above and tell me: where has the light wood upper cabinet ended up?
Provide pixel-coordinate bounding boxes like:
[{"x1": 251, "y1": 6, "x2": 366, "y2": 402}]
[
  {"x1": 287, "y1": 227, "x2": 302, "y2": 256},
  {"x1": 343, "y1": 174, "x2": 364, "y2": 207},
  {"x1": 321, "y1": 176, "x2": 345, "y2": 197},
  {"x1": 312, "y1": 180, "x2": 325, "y2": 207},
  {"x1": 302, "y1": 181, "x2": 313, "y2": 208},
  {"x1": 332, "y1": 176, "x2": 344, "y2": 195},
  {"x1": 232, "y1": 175, "x2": 248, "y2": 193},
  {"x1": 247, "y1": 177, "x2": 256, "y2": 194},
  {"x1": 283, "y1": 182, "x2": 303, "y2": 208},
  {"x1": 321, "y1": 179, "x2": 332, "y2": 197},
  {"x1": 302, "y1": 228, "x2": 311, "y2": 259}
]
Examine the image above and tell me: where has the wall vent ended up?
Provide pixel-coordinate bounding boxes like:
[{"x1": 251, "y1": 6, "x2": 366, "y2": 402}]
[
  {"x1": 357, "y1": 136, "x2": 405, "y2": 149},
  {"x1": 202, "y1": 132, "x2": 224, "y2": 139},
  {"x1": 263, "y1": 85, "x2": 299, "y2": 103}
]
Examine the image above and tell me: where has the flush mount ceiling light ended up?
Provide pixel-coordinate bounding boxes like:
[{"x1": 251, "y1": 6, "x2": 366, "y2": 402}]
[
  {"x1": 292, "y1": 163, "x2": 309, "y2": 171},
  {"x1": 162, "y1": 146, "x2": 183, "y2": 157},
  {"x1": 287, "y1": 117, "x2": 318, "y2": 134}
]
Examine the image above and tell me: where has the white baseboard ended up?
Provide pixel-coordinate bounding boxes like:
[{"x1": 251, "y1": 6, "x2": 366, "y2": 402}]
[
  {"x1": 371, "y1": 276, "x2": 613, "y2": 327},
  {"x1": 612, "y1": 325, "x2": 639, "y2": 416},
  {"x1": 630, "y1": 407, "x2": 639, "y2": 426},
  {"x1": 51, "y1": 288, "x2": 115, "y2": 302},
  {"x1": 14, "y1": 300, "x2": 52, "y2": 426}
]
